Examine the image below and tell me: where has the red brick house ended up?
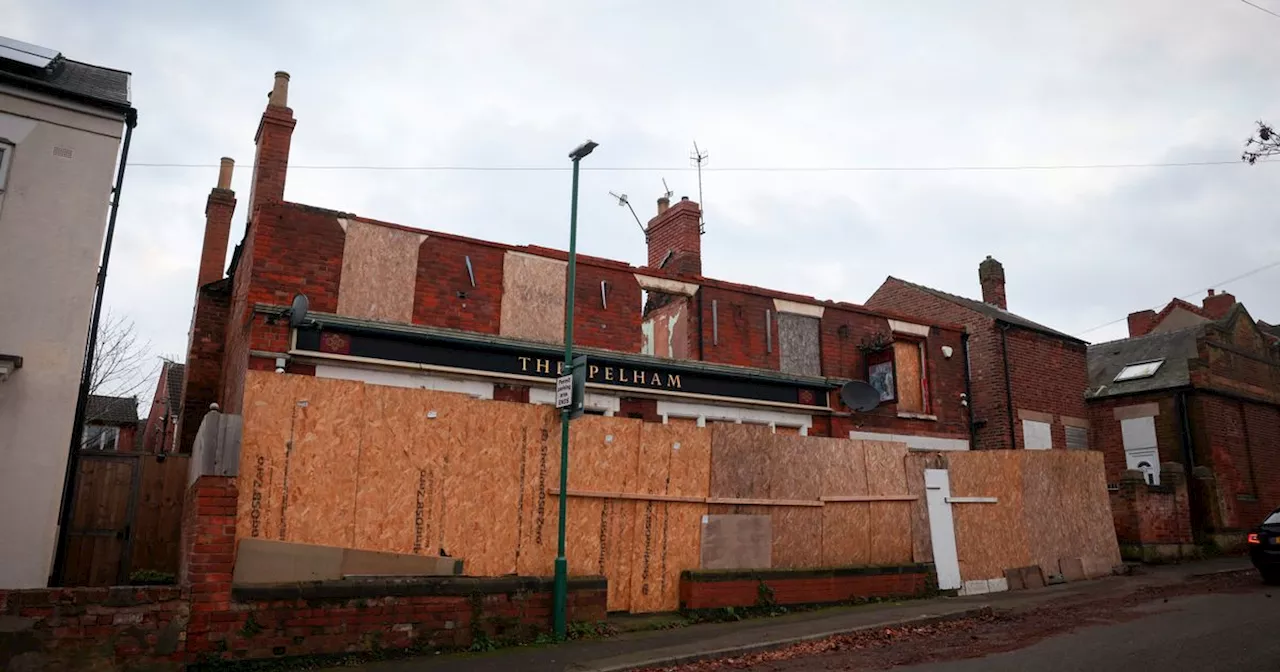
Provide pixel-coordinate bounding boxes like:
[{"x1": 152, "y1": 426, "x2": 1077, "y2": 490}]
[
  {"x1": 81, "y1": 394, "x2": 139, "y2": 452},
  {"x1": 1088, "y1": 292, "x2": 1280, "y2": 554},
  {"x1": 140, "y1": 360, "x2": 184, "y2": 453},
  {"x1": 177, "y1": 71, "x2": 977, "y2": 451},
  {"x1": 866, "y1": 257, "x2": 1090, "y2": 451}
]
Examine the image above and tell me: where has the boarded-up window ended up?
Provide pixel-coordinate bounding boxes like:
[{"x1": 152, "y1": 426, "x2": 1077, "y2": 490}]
[
  {"x1": 893, "y1": 340, "x2": 927, "y2": 413},
  {"x1": 1022, "y1": 419, "x2": 1052, "y2": 450},
  {"x1": 777, "y1": 313, "x2": 820, "y2": 376},
  {"x1": 1065, "y1": 426, "x2": 1088, "y2": 450}
]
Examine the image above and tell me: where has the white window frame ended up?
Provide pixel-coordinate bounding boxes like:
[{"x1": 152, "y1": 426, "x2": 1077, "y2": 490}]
[
  {"x1": 1022, "y1": 419, "x2": 1052, "y2": 450},
  {"x1": 1114, "y1": 359, "x2": 1164, "y2": 382},
  {"x1": 82, "y1": 425, "x2": 120, "y2": 451}
]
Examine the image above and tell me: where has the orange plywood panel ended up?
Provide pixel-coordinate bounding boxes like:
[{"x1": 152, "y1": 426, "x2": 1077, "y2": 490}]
[
  {"x1": 863, "y1": 442, "x2": 913, "y2": 565},
  {"x1": 894, "y1": 341, "x2": 924, "y2": 413},
  {"x1": 709, "y1": 424, "x2": 773, "y2": 499},
  {"x1": 237, "y1": 371, "x2": 300, "y2": 543},
  {"x1": 1021, "y1": 451, "x2": 1120, "y2": 578},
  {"x1": 499, "y1": 252, "x2": 567, "y2": 344},
  {"x1": 516, "y1": 414, "x2": 559, "y2": 577},
  {"x1": 821, "y1": 439, "x2": 870, "y2": 566},
  {"x1": 335, "y1": 219, "x2": 423, "y2": 324},
  {"x1": 948, "y1": 451, "x2": 1030, "y2": 581},
  {"x1": 770, "y1": 434, "x2": 825, "y2": 568},
  {"x1": 280, "y1": 376, "x2": 365, "y2": 548}
]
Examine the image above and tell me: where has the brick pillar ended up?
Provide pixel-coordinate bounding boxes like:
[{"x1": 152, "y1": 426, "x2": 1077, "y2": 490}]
[
  {"x1": 180, "y1": 475, "x2": 238, "y2": 657},
  {"x1": 1192, "y1": 466, "x2": 1225, "y2": 532},
  {"x1": 1159, "y1": 462, "x2": 1193, "y2": 544},
  {"x1": 1111, "y1": 469, "x2": 1144, "y2": 544}
]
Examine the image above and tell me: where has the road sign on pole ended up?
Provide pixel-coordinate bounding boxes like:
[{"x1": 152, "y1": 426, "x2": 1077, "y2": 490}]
[{"x1": 555, "y1": 374, "x2": 573, "y2": 409}]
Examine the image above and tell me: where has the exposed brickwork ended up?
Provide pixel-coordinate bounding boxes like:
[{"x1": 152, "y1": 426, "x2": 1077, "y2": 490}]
[
  {"x1": 977, "y1": 256, "x2": 1007, "y2": 310},
  {"x1": 868, "y1": 276, "x2": 1087, "y2": 451},
  {"x1": 645, "y1": 199, "x2": 701, "y2": 277},
  {"x1": 1109, "y1": 468, "x2": 1193, "y2": 547},
  {"x1": 0, "y1": 585, "x2": 189, "y2": 670},
  {"x1": 679, "y1": 566, "x2": 930, "y2": 611},
  {"x1": 698, "y1": 285, "x2": 781, "y2": 371},
  {"x1": 573, "y1": 264, "x2": 642, "y2": 352},
  {"x1": 247, "y1": 106, "x2": 295, "y2": 218},
  {"x1": 413, "y1": 233, "x2": 505, "y2": 334},
  {"x1": 619, "y1": 397, "x2": 662, "y2": 422},
  {"x1": 198, "y1": 189, "x2": 237, "y2": 287},
  {"x1": 493, "y1": 384, "x2": 530, "y2": 403},
  {"x1": 1202, "y1": 290, "x2": 1237, "y2": 320},
  {"x1": 1087, "y1": 393, "x2": 1183, "y2": 484},
  {"x1": 181, "y1": 283, "x2": 229, "y2": 452},
  {"x1": 245, "y1": 203, "x2": 345, "y2": 311},
  {"x1": 1127, "y1": 310, "x2": 1156, "y2": 338}
]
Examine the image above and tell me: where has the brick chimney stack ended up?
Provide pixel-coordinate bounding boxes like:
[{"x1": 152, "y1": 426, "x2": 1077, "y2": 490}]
[
  {"x1": 978, "y1": 255, "x2": 1007, "y2": 310},
  {"x1": 1202, "y1": 289, "x2": 1236, "y2": 319},
  {"x1": 646, "y1": 196, "x2": 702, "y2": 277},
  {"x1": 1127, "y1": 309, "x2": 1157, "y2": 337},
  {"x1": 197, "y1": 157, "x2": 237, "y2": 287},
  {"x1": 246, "y1": 71, "x2": 296, "y2": 221}
]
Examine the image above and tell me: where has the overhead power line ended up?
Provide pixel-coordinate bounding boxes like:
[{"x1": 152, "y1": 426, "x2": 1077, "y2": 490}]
[
  {"x1": 125, "y1": 158, "x2": 1274, "y2": 173},
  {"x1": 1240, "y1": 0, "x2": 1280, "y2": 20},
  {"x1": 1076, "y1": 259, "x2": 1280, "y2": 337}
]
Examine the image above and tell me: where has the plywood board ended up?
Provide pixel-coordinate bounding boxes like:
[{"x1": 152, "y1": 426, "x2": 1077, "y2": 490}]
[
  {"x1": 701, "y1": 515, "x2": 771, "y2": 569},
  {"x1": 864, "y1": 441, "x2": 913, "y2": 565},
  {"x1": 894, "y1": 341, "x2": 924, "y2": 413},
  {"x1": 499, "y1": 252, "x2": 567, "y2": 344},
  {"x1": 770, "y1": 433, "x2": 825, "y2": 568},
  {"x1": 821, "y1": 439, "x2": 870, "y2": 566},
  {"x1": 709, "y1": 423, "x2": 773, "y2": 499},
  {"x1": 516, "y1": 413, "x2": 560, "y2": 578},
  {"x1": 281, "y1": 376, "x2": 365, "y2": 548},
  {"x1": 336, "y1": 219, "x2": 424, "y2": 323},
  {"x1": 948, "y1": 451, "x2": 1030, "y2": 581},
  {"x1": 238, "y1": 371, "x2": 301, "y2": 543},
  {"x1": 1021, "y1": 451, "x2": 1120, "y2": 578}
]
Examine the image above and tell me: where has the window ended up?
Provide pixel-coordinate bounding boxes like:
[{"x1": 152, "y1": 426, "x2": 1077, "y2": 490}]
[
  {"x1": 1065, "y1": 425, "x2": 1088, "y2": 450},
  {"x1": 82, "y1": 425, "x2": 120, "y2": 451},
  {"x1": 1022, "y1": 420, "x2": 1052, "y2": 450},
  {"x1": 892, "y1": 340, "x2": 928, "y2": 413},
  {"x1": 1120, "y1": 416, "x2": 1159, "y2": 485},
  {"x1": 1114, "y1": 359, "x2": 1164, "y2": 382}
]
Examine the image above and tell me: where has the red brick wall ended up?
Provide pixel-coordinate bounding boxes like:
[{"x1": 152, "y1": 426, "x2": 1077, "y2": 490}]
[
  {"x1": 198, "y1": 189, "x2": 236, "y2": 287},
  {"x1": 413, "y1": 234, "x2": 505, "y2": 334},
  {"x1": 573, "y1": 264, "x2": 642, "y2": 352},
  {"x1": 868, "y1": 278, "x2": 1088, "y2": 450},
  {"x1": 619, "y1": 397, "x2": 662, "y2": 422},
  {"x1": 1108, "y1": 471, "x2": 1193, "y2": 546},
  {"x1": 1190, "y1": 394, "x2": 1280, "y2": 529},
  {"x1": 645, "y1": 200, "x2": 701, "y2": 276},
  {"x1": 181, "y1": 286, "x2": 230, "y2": 452},
  {"x1": 1087, "y1": 393, "x2": 1182, "y2": 484},
  {"x1": 245, "y1": 204, "x2": 345, "y2": 311},
  {"x1": 493, "y1": 384, "x2": 530, "y2": 403},
  {"x1": 679, "y1": 566, "x2": 931, "y2": 611}
]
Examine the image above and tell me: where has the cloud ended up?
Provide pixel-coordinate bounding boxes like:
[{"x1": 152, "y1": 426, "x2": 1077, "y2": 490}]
[{"x1": 7, "y1": 0, "x2": 1280, "y2": 404}]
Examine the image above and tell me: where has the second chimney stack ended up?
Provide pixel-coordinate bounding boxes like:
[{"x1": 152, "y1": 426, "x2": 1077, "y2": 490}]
[{"x1": 979, "y1": 255, "x2": 1007, "y2": 310}]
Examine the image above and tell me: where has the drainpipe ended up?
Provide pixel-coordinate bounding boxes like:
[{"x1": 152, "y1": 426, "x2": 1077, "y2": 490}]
[
  {"x1": 50, "y1": 108, "x2": 138, "y2": 586},
  {"x1": 961, "y1": 332, "x2": 976, "y2": 449},
  {"x1": 999, "y1": 322, "x2": 1017, "y2": 450},
  {"x1": 1176, "y1": 390, "x2": 1201, "y2": 536}
]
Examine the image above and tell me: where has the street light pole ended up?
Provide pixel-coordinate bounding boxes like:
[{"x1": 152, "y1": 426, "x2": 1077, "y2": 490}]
[{"x1": 554, "y1": 139, "x2": 597, "y2": 639}]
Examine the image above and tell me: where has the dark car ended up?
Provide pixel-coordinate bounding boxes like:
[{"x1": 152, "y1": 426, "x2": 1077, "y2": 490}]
[{"x1": 1248, "y1": 508, "x2": 1280, "y2": 583}]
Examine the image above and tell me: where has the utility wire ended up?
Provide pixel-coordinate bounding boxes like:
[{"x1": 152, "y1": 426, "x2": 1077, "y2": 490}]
[
  {"x1": 1240, "y1": 0, "x2": 1280, "y2": 20},
  {"x1": 126, "y1": 159, "x2": 1272, "y2": 173},
  {"x1": 1076, "y1": 259, "x2": 1280, "y2": 337}
]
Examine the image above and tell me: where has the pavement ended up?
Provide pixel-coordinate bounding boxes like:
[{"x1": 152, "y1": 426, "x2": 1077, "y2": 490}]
[{"x1": 315, "y1": 556, "x2": 1254, "y2": 672}]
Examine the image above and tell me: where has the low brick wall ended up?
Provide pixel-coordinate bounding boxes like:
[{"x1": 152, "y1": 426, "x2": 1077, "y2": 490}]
[
  {"x1": 1110, "y1": 465, "x2": 1198, "y2": 563},
  {"x1": 679, "y1": 564, "x2": 933, "y2": 611},
  {"x1": 0, "y1": 586, "x2": 189, "y2": 671},
  {"x1": 1, "y1": 476, "x2": 607, "y2": 671}
]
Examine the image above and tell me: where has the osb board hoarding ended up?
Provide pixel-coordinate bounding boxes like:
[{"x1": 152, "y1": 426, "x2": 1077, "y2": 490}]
[
  {"x1": 238, "y1": 373, "x2": 710, "y2": 613},
  {"x1": 944, "y1": 450, "x2": 1120, "y2": 583},
  {"x1": 708, "y1": 425, "x2": 914, "y2": 570},
  {"x1": 1020, "y1": 451, "x2": 1121, "y2": 578}
]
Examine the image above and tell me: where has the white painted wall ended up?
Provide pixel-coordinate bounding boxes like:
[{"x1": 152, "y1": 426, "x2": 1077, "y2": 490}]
[
  {"x1": 314, "y1": 364, "x2": 495, "y2": 399},
  {"x1": 657, "y1": 399, "x2": 811, "y2": 434},
  {"x1": 0, "y1": 87, "x2": 126, "y2": 588},
  {"x1": 849, "y1": 430, "x2": 969, "y2": 451}
]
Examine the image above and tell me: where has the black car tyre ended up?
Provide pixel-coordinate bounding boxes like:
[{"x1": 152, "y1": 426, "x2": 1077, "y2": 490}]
[{"x1": 1260, "y1": 568, "x2": 1280, "y2": 585}]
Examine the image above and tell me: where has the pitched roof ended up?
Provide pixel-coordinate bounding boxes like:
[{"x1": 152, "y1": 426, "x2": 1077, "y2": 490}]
[
  {"x1": 0, "y1": 50, "x2": 132, "y2": 114},
  {"x1": 1086, "y1": 326, "x2": 1200, "y2": 399},
  {"x1": 86, "y1": 395, "x2": 139, "y2": 425},
  {"x1": 888, "y1": 277, "x2": 1086, "y2": 344},
  {"x1": 164, "y1": 362, "x2": 185, "y2": 415}
]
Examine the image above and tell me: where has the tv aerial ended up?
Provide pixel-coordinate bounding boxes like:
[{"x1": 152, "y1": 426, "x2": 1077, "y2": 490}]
[
  {"x1": 608, "y1": 191, "x2": 647, "y2": 237},
  {"x1": 690, "y1": 142, "x2": 708, "y2": 234}
]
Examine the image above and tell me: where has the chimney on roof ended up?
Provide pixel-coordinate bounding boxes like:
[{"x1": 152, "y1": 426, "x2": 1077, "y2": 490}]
[
  {"x1": 197, "y1": 158, "x2": 237, "y2": 287},
  {"x1": 1202, "y1": 289, "x2": 1236, "y2": 319},
  {"x1": 1128, "y1": 309, "x2": 1157, "y2": 337},
  {"x1": 246, "y1": 70, "x2": 296, "y2": 222},
  {"x1": 978, "y1": 256, "x2": 1007, "y2": 310},
  {"x1": 646, "y1": 196, "x2": 702, "y2": 277}
]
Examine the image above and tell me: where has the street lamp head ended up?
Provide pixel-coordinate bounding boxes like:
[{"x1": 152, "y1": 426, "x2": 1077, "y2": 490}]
[{"x1": 569, "y1": 140, "x2": 598, "y2": 161}]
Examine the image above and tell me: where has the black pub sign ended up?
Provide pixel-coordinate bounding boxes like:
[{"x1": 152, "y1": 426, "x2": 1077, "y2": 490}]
[{"x1": 294, "y1": 325, "x2": 830, "y2": 408}]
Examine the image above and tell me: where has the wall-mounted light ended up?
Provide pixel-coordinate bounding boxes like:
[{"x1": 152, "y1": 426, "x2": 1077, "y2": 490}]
[{"x1": 941, "y1": 345, "x2": 954, "y2": 359}]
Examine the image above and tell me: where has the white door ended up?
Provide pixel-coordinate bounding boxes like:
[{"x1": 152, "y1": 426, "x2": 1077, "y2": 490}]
[{"x1": 925, "y1": 469, "x2": 962, "y2": 591}]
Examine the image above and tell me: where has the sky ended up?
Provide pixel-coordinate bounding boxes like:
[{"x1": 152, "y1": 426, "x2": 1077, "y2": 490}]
[{"x1": 5, "y1": 0, "x2": 1280, "y2": 403}]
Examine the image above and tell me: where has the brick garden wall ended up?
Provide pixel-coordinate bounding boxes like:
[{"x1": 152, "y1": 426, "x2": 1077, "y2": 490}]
[{"x1": 679, "y1": 565, "x2": 932, "y2": 611}]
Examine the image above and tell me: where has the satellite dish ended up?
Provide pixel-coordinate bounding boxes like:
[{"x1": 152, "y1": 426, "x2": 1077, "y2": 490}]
[
  {"x1": 287, "y1": 293, "x2": 310, "y2": 329},
  {"x1": 839, "y1": 380, "x2": 881, "y2": 412}
]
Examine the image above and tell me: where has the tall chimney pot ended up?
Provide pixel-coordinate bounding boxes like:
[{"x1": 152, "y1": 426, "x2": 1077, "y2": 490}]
[
  {"x1": 217, "y1": 157, "x2": 235, "y2": 190},
  {"x1": 269, "y1": 71, "x2": 291, "y2": 108}
]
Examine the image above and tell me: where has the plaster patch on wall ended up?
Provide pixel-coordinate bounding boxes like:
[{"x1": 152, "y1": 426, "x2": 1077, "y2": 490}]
[
  {"x1": 500, "y1": 252, "x2": 567, "y2": 344},
  {"x1": 777, "y1": 313, "x2": 820, "y2": 376},
  {"x1": 336, "y1": 219, "x2": 425, "y2": 323}
]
